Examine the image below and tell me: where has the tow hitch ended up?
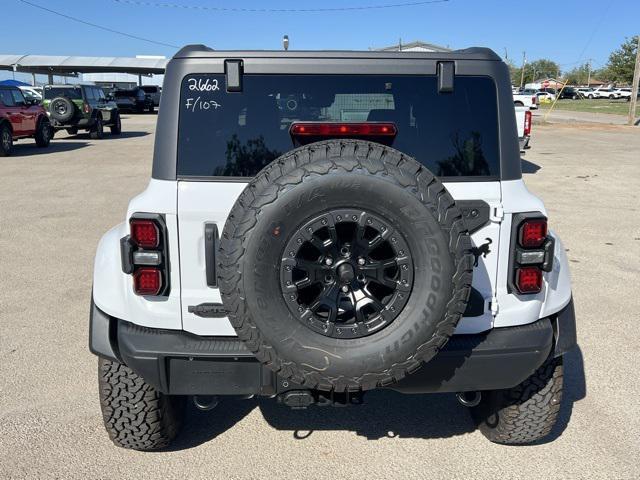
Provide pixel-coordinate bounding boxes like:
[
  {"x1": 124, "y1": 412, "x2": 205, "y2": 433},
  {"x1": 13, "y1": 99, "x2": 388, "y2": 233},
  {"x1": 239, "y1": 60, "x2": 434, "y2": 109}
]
[{"x1": 278, "y1": 390, "x2": 365, "y2": 409}]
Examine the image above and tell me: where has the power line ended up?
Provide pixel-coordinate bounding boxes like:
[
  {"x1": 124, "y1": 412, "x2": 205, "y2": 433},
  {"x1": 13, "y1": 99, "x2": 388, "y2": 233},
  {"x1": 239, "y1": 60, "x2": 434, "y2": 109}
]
[
  {"x1": 17, "y1": 0, "x2": 179, "y2": 49},
  {"x1": 109, "y1": 0, "x2": 450, "y2": 13}
]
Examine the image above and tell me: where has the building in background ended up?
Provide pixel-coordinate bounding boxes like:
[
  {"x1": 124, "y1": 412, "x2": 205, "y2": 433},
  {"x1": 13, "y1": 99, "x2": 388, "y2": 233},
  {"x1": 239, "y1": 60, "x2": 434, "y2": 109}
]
[{"x1": 374, "y1": 40, "x2": 450, "y2": 52}]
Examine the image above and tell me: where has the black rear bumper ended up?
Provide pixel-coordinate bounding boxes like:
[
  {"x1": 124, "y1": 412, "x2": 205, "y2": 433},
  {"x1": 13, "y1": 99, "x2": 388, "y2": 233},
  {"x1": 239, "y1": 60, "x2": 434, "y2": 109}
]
[{"x1": 90, "y1": 298, "x2": 576, "y2": 395}]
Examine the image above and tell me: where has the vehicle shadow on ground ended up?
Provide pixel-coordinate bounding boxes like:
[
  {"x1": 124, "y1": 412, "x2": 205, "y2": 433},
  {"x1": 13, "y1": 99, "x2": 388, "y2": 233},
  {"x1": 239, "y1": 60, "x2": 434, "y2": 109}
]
[
  {"x1": 167, "y1": 400, "x2": 257, "y2": 451},
  {"x1": 64, "y1": 131, "x2": 150, "y2": 140},
  {"x1": 168, "y1": 390, "x2": 475, "y2": 451},
  {"x1": 259, "y1": 390, "x2": 475, "y2": 441},
  {"x1": 521, "y1": 158, "x2": 542, "y2": 174},
  {"x1": 9, "y1": 141, "x2": 90, "y2": 156}
]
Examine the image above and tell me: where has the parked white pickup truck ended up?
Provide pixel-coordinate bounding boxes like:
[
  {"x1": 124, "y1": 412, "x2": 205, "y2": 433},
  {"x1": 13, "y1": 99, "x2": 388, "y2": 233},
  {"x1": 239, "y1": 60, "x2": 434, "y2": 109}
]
[
  {"x1": 513, "y1": 92, "x2": 538, "y2": 109},
  {"x1": 515, "y1": 105, "x2": 532, "y2": 152}
]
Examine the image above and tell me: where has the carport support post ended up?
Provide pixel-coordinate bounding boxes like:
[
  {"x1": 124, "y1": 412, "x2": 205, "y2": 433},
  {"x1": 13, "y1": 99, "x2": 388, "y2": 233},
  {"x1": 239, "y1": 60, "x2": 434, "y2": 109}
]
[
  {"x1": 628, "y1": 36, "x2": 640, "y2": 126},
  {"x1": 32, "y1": 73, "x2": 36, "y2": 86},
  {"x1": 138, "y1": 74, "x2": 142, "y2": 86}
]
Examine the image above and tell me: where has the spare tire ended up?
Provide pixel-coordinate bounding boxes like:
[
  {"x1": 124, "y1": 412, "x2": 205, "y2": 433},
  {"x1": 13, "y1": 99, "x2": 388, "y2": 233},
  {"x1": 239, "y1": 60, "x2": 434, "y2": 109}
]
[
  {"x1": 218, "y1": 139, "x2": 473, "y2": 392},
  {"x1": 49, "y1": 97, "x2": 76, "y2": 123}
]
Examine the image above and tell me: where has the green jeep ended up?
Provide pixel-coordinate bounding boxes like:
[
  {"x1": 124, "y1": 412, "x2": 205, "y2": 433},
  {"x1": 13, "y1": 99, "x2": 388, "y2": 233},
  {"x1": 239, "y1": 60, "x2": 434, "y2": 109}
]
[{"x1": 43, "y1": 85, "x2": 122, "y2": 139}]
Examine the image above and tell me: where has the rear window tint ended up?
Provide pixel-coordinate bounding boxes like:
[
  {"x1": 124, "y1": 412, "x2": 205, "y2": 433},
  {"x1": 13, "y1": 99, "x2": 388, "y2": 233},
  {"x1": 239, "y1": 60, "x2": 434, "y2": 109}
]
[
  {"x1": 44, "y1": 87, "x2": 82, "y2": 100},
  {"x1": 178, "y1": 75, "x2": 500, "y2": 179}
]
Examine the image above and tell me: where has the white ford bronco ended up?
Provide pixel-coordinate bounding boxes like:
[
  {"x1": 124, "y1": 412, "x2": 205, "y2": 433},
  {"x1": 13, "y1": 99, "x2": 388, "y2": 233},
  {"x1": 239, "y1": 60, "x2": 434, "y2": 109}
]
[{"x1": 90, "y1": 45, "x2": 576, "y2": 450}]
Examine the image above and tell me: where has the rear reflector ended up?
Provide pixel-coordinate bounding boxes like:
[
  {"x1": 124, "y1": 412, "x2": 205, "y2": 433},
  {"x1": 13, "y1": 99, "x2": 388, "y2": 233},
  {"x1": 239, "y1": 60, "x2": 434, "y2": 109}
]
[
  {"x1": 133, "y1": 267, "x2": 162, "y2": 296},
  {"x1": 516, "y1": 267, "x2": 542, "y2": 293},
  {"x1": 130, "y1": 219, "x2": 159, "y2": 248},
  {"x1": 290, "y1": 122, "x2": 397, "y2": 138},
  {"x1": 519, "y1": 219, "x2": 547, "y2": 248}
]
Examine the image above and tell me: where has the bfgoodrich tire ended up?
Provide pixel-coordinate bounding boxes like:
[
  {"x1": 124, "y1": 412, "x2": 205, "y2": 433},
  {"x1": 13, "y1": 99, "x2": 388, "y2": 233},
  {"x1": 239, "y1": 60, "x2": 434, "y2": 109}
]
[
  {"x1": 98, "y1": 358, "x2": 184, "y2": 450},
  {"x1": 218, "y1": 139, "x2": 473, "y2": 393},
  {"x1": 470, "y1": 355, "x2": 563, "y2": 444}
]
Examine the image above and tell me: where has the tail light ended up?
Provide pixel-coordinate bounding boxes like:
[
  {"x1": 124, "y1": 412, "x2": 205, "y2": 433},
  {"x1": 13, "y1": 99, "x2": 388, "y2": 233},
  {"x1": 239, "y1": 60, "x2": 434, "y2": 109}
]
[
  {"x1": 524, "y1": 110, "x2": 532, "y2": 136},
  {"x1": 130, "y1": 219, "x2": 159, "y2": 248},
  {"x1": 519, "y1": 218, "x2": 547, "y2": 247},
  {"x1": 121, "y1": 213, "x2": 170, "y2": 296},
  {"x1": 516, "y1": 267, "x2": 543, "y2": 293},
  {"x1": 509, "y1": 214, "x2": 554, "y2": 295},
  {"x1": 290, "y1": 122, "x2": 397, "y2": 146},
  {"x1": 133, "y1": 268, "x2": 162, "y2": 296},
  {"x1": 83, "y1": 102, "x2": 90, "y2": 114}
]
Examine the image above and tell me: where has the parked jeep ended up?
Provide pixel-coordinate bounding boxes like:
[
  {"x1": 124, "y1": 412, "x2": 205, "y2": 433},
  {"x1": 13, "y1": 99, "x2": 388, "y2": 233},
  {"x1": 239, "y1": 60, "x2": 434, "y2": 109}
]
[
  {"x1": 0, "y1": 85, "x2": 51, "y2": 156},
  {"x1": 90, "y1": 45, "x2": 577, "y2": 450},
  {"x1": 43, "y1": 85, "x2": 121, "y2": 139}
]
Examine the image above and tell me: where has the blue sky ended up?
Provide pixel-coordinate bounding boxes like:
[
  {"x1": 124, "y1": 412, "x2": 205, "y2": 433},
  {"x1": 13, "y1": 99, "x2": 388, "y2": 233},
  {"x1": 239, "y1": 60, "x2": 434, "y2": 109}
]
[{"x1": 2, "y1": 0, "x2": 638, "y2": 75}]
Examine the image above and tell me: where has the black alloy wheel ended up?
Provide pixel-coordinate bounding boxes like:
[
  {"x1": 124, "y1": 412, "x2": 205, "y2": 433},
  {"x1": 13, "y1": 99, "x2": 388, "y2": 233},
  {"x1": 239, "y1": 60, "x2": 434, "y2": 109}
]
[{"x1": 280, "y1": 209, "x2": 414, "y2": 339}]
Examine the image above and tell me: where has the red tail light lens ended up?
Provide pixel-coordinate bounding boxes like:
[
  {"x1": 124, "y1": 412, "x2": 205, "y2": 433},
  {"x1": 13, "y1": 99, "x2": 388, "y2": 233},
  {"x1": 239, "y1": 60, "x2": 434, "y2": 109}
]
[
  {"x1": 519, "y1": 219, "x2": 547, "y2": 248},
  {"x1": 130, "y1": 219, "x2": 159, "y2": 248},
  {"x1": 290, "y1": 122, "x2": 397, "y2": 137},
  {"x1": 516, "y1": 267, "x2": 542, "y2": 293},
  {"x1": 83, "y1": 102, "x2": 90, "y2": 114},
  {"x1": 524, "y1": 110, "x2": 532, "y2": 136},
  {"x1": 133, "y1": 268, "x2": 162, "y2": 296}
]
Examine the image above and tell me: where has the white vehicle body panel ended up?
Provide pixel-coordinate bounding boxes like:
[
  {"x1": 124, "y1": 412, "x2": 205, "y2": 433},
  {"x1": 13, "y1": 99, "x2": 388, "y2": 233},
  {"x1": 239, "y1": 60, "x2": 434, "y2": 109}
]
[
  {"x1": 93, "y1": 178, "x2": 572, "y2": 337},
  {"x1": 93, "y1": 180, "x2": 182, "y2": 330},
  {"x1": 512, "y1": 93, "x2": 537, "y2": 109}
]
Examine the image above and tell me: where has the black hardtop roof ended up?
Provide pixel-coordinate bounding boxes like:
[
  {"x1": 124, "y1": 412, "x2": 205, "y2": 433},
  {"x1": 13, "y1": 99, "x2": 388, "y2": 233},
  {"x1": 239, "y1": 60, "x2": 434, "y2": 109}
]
[{"x1": 173, "y1": 44, "x2": 501, "y2": 61}]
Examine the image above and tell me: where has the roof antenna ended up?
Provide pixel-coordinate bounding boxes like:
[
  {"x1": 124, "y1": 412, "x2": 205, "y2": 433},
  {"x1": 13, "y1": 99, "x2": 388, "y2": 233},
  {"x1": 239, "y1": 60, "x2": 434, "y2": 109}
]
[{"x1": 283, "y1": 35, "x2": 289, "y2": 51}]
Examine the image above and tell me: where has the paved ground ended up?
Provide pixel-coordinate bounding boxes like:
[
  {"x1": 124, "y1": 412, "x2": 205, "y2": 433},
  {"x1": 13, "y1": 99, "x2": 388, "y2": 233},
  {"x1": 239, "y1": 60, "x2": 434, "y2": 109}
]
[{"x1": 1, "y1": 115, "x2": 639, "y2": 479}]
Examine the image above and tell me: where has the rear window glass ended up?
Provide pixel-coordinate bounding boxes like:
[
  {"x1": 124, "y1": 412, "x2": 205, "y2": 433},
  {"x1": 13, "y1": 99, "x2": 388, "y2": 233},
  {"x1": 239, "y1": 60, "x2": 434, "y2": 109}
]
[
  {"x1": 178, "y1": 75, "x2": 500, "y2": 179},
  {"x1": 44, "y1": 87, "x2": 82, "y2": 100}
]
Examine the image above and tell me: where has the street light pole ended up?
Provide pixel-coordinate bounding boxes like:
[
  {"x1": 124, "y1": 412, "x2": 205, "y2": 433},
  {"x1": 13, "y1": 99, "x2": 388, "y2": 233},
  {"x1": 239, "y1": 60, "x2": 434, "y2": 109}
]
[{"x1": 520, "y1": 51, "x2": 526, "y2": 89}]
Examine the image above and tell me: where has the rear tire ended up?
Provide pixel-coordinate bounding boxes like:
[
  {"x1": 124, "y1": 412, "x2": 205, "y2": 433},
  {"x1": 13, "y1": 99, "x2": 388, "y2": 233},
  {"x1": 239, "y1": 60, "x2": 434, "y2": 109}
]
[
  {"x1": 98, "y1": 358, "x2": 185, "y2": 450},
  {"x1": 90, "y1": 117, "x2": 104, "y2": 140},
  {"x1": 110, "y1": 112, "x2": 122, "y2": 135},
  {"x1": 35, "y1": 117, "x2": 51, "y2": 148},
  {"x1": 470, "y1": 355, "x2": 563, "y2": 445},
  {"x1": 0, "y1": 123, "x2": 13, "y2": 156}
]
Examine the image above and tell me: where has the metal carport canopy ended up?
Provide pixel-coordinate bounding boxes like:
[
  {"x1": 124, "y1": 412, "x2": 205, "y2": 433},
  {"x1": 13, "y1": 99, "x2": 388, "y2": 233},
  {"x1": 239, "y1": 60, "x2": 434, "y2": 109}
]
[{"x1": 0, "y1": 54, "x2": 167, "y2": 75}]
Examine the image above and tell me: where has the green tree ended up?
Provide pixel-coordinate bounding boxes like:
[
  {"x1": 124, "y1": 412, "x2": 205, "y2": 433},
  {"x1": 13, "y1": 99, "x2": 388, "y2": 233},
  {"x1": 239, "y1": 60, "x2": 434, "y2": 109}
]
[
  {"x1": 602, "y1": 36, "x2": 639, "y2": 84},
  {"x1": 510, "y1": 58, "x2": 561, "y2": 86},
  {"x1": 564, "y1": 63, "x2": 591, "y2": 85},
  {"x1": 526, "y1": 59, "x2": 561, "y2": 82}
]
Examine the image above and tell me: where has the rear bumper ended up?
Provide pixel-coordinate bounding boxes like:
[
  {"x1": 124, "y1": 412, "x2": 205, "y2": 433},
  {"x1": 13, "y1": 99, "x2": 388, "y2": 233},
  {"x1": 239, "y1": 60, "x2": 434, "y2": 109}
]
[
  {"x1": 90, "y1": 298, "x2": 576, "y2": 395},
  {"x1": 52, "y1": 117, "x2": 94, "y2": 130}
]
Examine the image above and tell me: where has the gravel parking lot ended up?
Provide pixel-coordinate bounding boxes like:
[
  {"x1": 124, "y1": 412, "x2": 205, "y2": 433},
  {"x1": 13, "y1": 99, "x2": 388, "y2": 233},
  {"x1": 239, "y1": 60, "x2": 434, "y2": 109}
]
[{"x1": 1, "y1": 115, "x2": 639, "y2": 479}]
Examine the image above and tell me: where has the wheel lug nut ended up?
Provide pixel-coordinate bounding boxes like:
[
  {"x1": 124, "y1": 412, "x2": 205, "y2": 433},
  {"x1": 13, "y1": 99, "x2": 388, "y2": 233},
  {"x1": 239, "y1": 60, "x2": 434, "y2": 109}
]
[
  {"x1": 325, "y1": 258, "x2": 333, "y2": 266},
  {"x1": 341, "y1": 285, "x2": 349, "y2": 293},
  {"x1": 357, "y1": 257, "x2": 366, "y2": 266}
]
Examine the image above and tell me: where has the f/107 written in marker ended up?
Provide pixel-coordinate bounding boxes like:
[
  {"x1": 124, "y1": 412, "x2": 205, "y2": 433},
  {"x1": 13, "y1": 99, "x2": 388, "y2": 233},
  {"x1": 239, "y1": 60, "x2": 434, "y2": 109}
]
[{"x1": 185, "y1": 96, "x2": 221, "y2": 112}]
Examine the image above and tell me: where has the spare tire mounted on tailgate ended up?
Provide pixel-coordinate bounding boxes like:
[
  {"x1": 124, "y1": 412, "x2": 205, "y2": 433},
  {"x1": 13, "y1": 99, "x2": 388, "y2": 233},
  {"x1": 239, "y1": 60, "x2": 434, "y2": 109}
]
[{"x1": 218, "y1": 139, "x2": 473, "y2": 392}]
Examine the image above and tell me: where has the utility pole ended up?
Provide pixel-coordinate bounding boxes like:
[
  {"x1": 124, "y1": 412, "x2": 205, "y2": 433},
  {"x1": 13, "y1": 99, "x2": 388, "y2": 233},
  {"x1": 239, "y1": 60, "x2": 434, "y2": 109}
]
[
  {"x1": 628, "y1": 36, "x2": 640, "y2": 126},
  {"x1": 519, "y1": 51, "x2": 526, "y2": 89},
  {"x1": 587, "y1": 59, "x2": 592, "y2": 87}
]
